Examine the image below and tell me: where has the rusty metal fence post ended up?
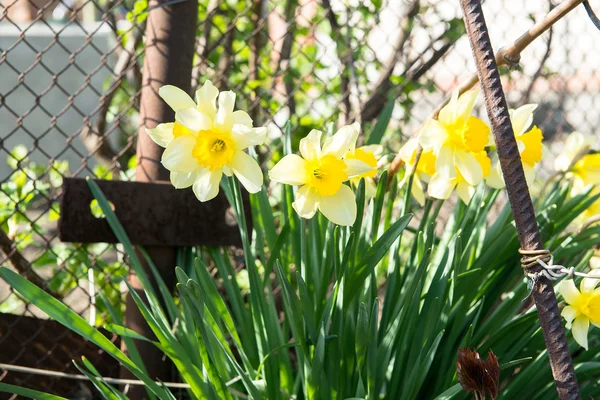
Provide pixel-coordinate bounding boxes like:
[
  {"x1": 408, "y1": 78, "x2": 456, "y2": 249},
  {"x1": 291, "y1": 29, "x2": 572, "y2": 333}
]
[
  {"x1": 457, "y1": 0, "x2": 580, "y2": 399},
  {"x1": 126, "y1": 0, "x2": 198, "y2": 397}
]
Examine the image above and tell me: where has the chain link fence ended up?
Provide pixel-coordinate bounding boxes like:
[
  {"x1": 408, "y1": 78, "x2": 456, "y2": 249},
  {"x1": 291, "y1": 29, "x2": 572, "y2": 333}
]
[{"x1": 0, "y1": 0, "x2": 598, "y2": 396}]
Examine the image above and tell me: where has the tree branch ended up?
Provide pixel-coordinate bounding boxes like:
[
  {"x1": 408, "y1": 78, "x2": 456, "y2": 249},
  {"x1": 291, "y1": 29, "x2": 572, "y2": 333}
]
[
  {"x1": 0, "y1": 229, "x2": 59, "y2": 298},
  {"x1": 387, "y1": 0, "x2": 585, "y2": 180},
  {"x1": 361, "y1": 0, "x2": 419, "y2": 123},
  {"x1": 80, "y1": 24, "x2": 145, "y2": 167}
]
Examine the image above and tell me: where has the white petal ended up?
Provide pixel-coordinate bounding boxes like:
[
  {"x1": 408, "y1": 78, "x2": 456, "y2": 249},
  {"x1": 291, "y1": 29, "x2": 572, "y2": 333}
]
[
  {"x1": 562, "y1": 305, "x2": 578, "y2": 327},
  {"x1": 269, "y1": 154, "x2": 308, "y2": 186},
  {"x1": 428, "y1": 174, "x2": 456, "y2": 200},
  {"x1": 159, "y1": 85, "x2": 196, "y2": 111},
  {"x1": 510, "y1": 104, "x2": 537, "y2": 136},
  {"x1": 572, "y1": 317, "x2": 590, "y2": 350},
  {"x1": 232, "y1": 110, "x2": 253, "y2": 127},
  {"x1": 216, "y1": 91, "x2": 236, "y2": 131},
  {"x1": 146, "y1": 123, "x2": 174, "y2": 148},
  {"x1": 486, "y1": 158, "x2": 505, "y2": 189},
  {"x1": 360, "y1": 144, "x2": 384, "y2": 157},
  {"x1": 524, "y1": 164, "x2": 536, "y2": 187},
  {"x1": 195, "y1": 80, "x2": 218, "y2": 118},
  {"x1": 192, "y1": 168, "x2": 222, "y2": 202},
  {"x1": 223, "y1": 165, "x2": 233, "y2": 176},
  {"x1": 318, "y1": 185, "x2": 357, "y2": 226},
  {"x1": 411, "y1": 176, "x2": 426, "y2": 206},
  {"x1": 455, "y1": 89, "x2": 480, "y2": 122},
  {"x1": 436, "y1": 144, "x2": 456, "y2": 179},
  {"x1": 438, "y1": 89, "x2": 459, "y2": 126},
  {"x1": 345, "y1": 158, "x2": 375, "y2": 178},
  {"x1": 581, "y1": 269, "x2": 600, "y2": 293},
  {"x1": 230, "y1": 151, "x2": 263, "y2": 193},
  {"x1": 365, "y1": 177, "x2": 378, "y2": 199},
  {"x1": 322, "y1": 124, "x2": 359, "y2": 158},
  {"x1": 231, "y1": 125, "x2": 267, "y2": 149},
  {"x1": 559, "y1": 279, "x2": 581, "y2": 304},
  {"x1": 292, "y1": 185, "x2": 319, "y2": 219},
  {"x1": 170, "y1": 170, "x2": 197, "y2": 189},
  {"x1": 161, "y1": 135, "x2": 197, "y2": 173},
  {"x1": 299, "y1": 130, "x2": 322, "y2": 161},
  {"x1": 399, "y1": 138, "x2": 420, "y2": 162},
  {"x1": 455, "y1": 151, "x2": 483, "y2": 186},
  {"x1": 418, "y1": 119, "x2": 447, "y2": 152},
  {"x1": 456, "y1": 181, "x2": 475, "y2": 205},
  {"x1": 176, "y1": 108, "x2": 212, "y2": 133}
]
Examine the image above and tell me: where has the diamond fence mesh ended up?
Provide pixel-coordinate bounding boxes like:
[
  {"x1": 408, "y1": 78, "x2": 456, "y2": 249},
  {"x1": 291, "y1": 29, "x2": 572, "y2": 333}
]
[{"x1": 0, "y1": 0, "x2": 598, "y2": 396}]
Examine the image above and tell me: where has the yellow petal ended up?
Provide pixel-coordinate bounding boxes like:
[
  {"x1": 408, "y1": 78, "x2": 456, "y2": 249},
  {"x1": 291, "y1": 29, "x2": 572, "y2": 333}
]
[
  {"x1": 269, "y1": 154, "x2": 308, "y2": 186},
  {"x1": 318, "y1": 184, "x2": 356, "y2": 226},
  {"x1": 292, "y1": 185, "x2": 319, "y2": 219},
  {"x1": 519, "y1": 126, "x2": 543, "y2": 167},
  {"x1": 572, "y1": 316, "x2": 590, "y2": 350},
  {"x1": 559, "y1": 279, "x2": 581, "y2": 304},
  {"x1": 161, "y1": 135, "x2": 198, "y2": 173},
  {"x1": 411, "y1": 176, "x2": 426, "y2": 206},
  {"x1": 146, "y1": 123, "x2": 174, "y2": 148},
  {"x1": 299, "y1": 130, "x2": 322, "y2": 161},
  {"x1": 231, "y1": 125, "x2": 267, "y2": 150},
  {"x1": 323, "y1": 124, "x2": 359, "y2": 158},
  {"x1": 364, "y1": 177, "x2": 378, "y2": 199},
  {"x1": 176, "y1": 108, "x2": 212, "y2": 133},
  {"x1": 170, "y1": 170, "x2": 197, "y2": 189},
  {"x1": 159, "y1": 85, "x2": 196, "y2": 111},
  {"x1": 192, "y1": 168, "x2": 222, "y2": 202},
  {"x1": 399, "y1": 138, "x2": 420, "y2": 163},
  {"x1": 230, "y1": 151, "x2": 263, "y2": 193},
  {"x1": 510, "y1": 104, "x2": 537, "y2": 136}
]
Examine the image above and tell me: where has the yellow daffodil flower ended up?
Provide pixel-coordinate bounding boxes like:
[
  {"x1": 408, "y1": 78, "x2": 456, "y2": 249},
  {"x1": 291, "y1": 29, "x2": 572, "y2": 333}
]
[
  {"x1": 345, "y1": 144, "x2": 383, "y2": 198},
  {"x1": 156, "y1": 83, "x2": 266, "y2": 202},
  {"x1": 398, "y1": 138, "x2": 437, "y2": 206},
  {"x1": 486, "y1": 104, "x2": 544, "y2": 189},
  {"x1": 555, "y1": 131, "x2": 595, "y2": 173},
  {"x1": 428, "y1": 151, "x2": 491, "y2": 204},
  {"x1": 570, "y1": 153, "x2": 600, "y2": 196},
  {"x1": 269, "y1": 124, "x2": 374, "y2": 226},
  {"x1": 418, "y1": 88, "x2": 491, "y2": 189},
  {"x1": 559, "y1": 270, "x2": 600, "y2": 349}
]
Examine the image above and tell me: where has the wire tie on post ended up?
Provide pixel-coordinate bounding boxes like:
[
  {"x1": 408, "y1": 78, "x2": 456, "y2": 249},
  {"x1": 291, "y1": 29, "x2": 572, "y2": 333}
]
[{"x1": 519, "y1": 248, "x2": 600, "y2": 302}]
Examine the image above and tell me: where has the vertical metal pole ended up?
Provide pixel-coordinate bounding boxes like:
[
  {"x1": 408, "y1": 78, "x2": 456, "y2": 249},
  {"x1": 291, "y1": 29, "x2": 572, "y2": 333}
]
[
  {"x1": 457, "y1": 1, "x2": 580, "y2": 399},
  {"x1": 124, "y1": 0, "x2": 197, "y2": 397}
]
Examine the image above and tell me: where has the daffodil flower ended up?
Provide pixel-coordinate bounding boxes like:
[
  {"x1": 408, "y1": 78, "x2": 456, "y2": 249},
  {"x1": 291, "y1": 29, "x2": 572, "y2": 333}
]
[
  {"x1": 559, "y1": 270, "x2": 600, "y2": 349},
  {"x1": 486, "y1": 104, "x2": 544, "y2": 189},
  {"x1": 569, "y1": 153, "x2": 600, "y2": 196},
  {"x1": 345, "y1": 144, "x2": 383, "y2": 198},
  {"x1": 428, "y1": 151, "x2": 490, "y2": 204},
  {"x1": 157, "y1": 86, "x2": 266, "y2": 202},
  {"x1": 398, "y1": 138, "x2": 437, "y2": 206},
  {"x1": 269, "y1": 124, "x2": 374, "y2": 226},
  {"x1": 418, "y1": 88, "x2": 491, "y2": 188},
  {"x1": 555, "y1": 131, "x2": 594, "y2": 173},
  {"x1": 146, "y1": 80, "x2": 221, "y2": 147}
]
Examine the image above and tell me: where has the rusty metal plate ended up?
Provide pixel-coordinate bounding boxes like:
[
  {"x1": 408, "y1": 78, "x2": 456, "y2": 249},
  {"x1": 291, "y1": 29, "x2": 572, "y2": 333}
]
[{"x1": 58, "y1": 178, "x2": 250, "y2": 246}]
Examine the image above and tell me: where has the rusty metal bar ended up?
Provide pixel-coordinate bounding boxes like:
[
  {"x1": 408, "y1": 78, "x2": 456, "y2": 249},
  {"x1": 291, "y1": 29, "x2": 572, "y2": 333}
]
[
  {"x1": 124, "y1": 0, "x2": 198, "y2": 397},
  {"x1": 457, "y1": 0, "x2": 580, "y2": 399}
]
